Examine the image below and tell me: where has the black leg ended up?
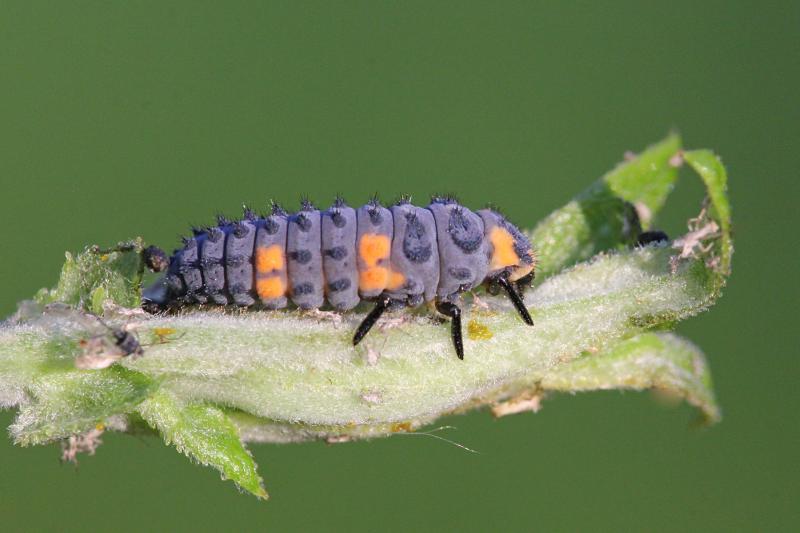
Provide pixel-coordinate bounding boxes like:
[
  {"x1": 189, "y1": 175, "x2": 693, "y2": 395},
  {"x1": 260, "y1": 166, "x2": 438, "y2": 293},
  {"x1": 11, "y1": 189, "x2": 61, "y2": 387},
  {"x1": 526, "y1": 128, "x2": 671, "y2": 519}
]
[
  {"x1": 353, "y1": 296, "x2": 392, "y2": 346},
  {"x1": 498, "y1": 276, "x2": 534, "y2": 326},
  {"x1": 513, "y1": 271, "x2": 535, "y2": 296},
  {"x1": 435, "y1": 301, "x2": 464, "y2": 360}
]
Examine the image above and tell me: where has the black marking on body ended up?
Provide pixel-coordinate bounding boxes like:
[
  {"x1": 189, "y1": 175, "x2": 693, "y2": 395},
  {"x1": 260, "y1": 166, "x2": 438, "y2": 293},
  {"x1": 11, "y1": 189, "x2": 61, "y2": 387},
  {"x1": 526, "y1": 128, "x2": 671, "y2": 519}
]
[
  {"x1": 328, "y1": 278, "x2": 351, "y2": 292},
  {"x1": 225, "y1": 255, "x2": 249, "y2": 267},
  {"x1": 233, "y1": 222, "x2": 250, "y2": 238},
  {"x1": 264, "y1": 218, "x2": 280, "y2": 235},
  {"x1": 368, "y1": 207, "x2": 383, "y2": 225},
  {"x1": 229, "y1": 282, "x2": 248, "y2": 295},
  {"x1": 294, "y1": 213, "x2": 313, "y2": 232},
  {"x1": 331, "y1": 211, "x2": 347, "y2": 228},
  {"x1": 402, "y1": 213, "x2": 433, "y2": 263},
  {"x1": 207, "y1": 227, "x2": 224, "y2": 242},
  {"x1": 448, "y1": 267, "x2": 473, "y2": 280},
  {"x1": 448, "y1": 208, "x2": 483, "y2": 253},
  {"x1": 290, "y1": 249, "x2": 313, "y2": 264},
  {"x1": 325, "y1": 246, "x2": 348, "y2": 260},
  {"x1": 293, "y1": 282, "x2": 315, "y2": 295}
]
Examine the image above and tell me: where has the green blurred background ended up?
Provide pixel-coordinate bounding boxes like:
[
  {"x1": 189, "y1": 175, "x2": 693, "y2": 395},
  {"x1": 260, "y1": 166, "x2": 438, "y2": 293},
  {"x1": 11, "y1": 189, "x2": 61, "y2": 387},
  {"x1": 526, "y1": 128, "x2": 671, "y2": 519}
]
[{"x1": 1, "y1": 1, "x2": 797, "y2": 531}]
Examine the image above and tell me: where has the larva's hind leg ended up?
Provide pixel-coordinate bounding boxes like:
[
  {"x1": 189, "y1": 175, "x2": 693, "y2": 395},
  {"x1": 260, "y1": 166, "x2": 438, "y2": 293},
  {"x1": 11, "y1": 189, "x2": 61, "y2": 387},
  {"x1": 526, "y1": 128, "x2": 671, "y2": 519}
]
[
  {"x1": 435, "y1": 300, "x2": 464, "y2": 360},
  {"x1": 497, "y1": 275, "x2": 534, "y2": 326},
  {"x1": 352, "y1": 295, "x2": 392, "y2": 347}
]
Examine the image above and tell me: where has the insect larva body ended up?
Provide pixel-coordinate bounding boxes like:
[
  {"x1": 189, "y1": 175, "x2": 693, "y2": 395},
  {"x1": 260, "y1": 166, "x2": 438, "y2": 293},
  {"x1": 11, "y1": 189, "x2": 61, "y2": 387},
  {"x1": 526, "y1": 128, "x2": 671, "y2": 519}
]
[{"x1": 146, "y1": 196, "x2": 536, "y2": 359}]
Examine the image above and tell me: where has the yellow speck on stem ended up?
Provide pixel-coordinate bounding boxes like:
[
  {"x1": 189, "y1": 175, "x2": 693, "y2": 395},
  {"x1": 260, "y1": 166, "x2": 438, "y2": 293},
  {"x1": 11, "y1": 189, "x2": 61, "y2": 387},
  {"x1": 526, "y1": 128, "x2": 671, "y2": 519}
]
[
  {"x1": 152, "y1": 327, "x2": 181, "y2": 344},
  {"x1": 391, "y1": 422, "x2": 413, "y2": 433},
  {"x1": 467, "y1": 319, "x2": 493, "y2": 340}
]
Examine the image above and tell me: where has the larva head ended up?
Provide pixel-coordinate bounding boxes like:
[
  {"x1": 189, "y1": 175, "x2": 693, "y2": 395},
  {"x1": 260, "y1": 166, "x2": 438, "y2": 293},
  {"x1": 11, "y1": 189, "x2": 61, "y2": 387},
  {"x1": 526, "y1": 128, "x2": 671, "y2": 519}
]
[
  {"x1": 477, "y1": 209, "x2": 536, "y2": 285},
  {"x1": 142, "y1": 245, "x2": 169, "y2": 273}
]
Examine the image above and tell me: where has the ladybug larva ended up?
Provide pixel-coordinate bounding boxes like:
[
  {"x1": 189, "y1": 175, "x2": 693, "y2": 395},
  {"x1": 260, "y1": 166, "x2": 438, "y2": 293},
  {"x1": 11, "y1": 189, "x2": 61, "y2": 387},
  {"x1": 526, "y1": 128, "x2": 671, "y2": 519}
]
[{"x1": 143, "y1": 196, "x2": 535, "y2": 359}]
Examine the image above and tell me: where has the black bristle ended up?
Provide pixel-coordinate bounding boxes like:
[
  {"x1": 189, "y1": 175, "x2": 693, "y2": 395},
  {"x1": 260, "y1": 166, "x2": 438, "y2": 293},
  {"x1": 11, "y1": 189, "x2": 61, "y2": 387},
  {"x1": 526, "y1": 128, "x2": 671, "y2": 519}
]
[
  {"x1": 270, "y1": 200, "x2": 287, "y2": 217},
  {"x1": 300, "y1": 195, "x2": 316, "y2": 211},
  {"x1": 242, "y1": 205, "x2": 257, "y2": 221},
  {"x1": 207, "y1": 226, "x2": 224, "y2": 242},
  {"x1": 367, "y1": 193, "x2": 382, "y2": 208},
  {"x1": 233, "y1": 221, "x2": 248, "y2": 238},
  {"x1": 430, "y1": 194, "x2": 459, "y2": 205},
  {"x1": 216, "y1": 214, "x2": 231, "y2": 226},
  {"x1": 484, "y1": 202, "x2": 506, "y2": 218},
  {"x1": 332, "y1": 195, "x2": 347, "y2": 209}
]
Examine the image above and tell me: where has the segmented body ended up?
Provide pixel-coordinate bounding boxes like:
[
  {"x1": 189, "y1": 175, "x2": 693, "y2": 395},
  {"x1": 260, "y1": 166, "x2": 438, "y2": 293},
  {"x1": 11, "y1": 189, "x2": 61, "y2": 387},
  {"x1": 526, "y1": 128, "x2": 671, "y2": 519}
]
[{"x1": 158, "y1": 197, "x2": 535, "y2": 311}]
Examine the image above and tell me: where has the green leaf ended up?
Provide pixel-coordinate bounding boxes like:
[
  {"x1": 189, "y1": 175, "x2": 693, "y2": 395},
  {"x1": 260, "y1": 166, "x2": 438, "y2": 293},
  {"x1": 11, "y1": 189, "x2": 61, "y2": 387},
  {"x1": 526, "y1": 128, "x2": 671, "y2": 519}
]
[
  {"x1": 604, "y1": 133, "x2": 682, "y2": 215},
  {"x1": 683, "y1": 149, "x2": 733, "y2": 280},
  {"x1": 11, "y1": 365, "x2": 155, "y2": 445},
  {"x1": 540, "y1": 332, "x2": 720, "y2": 424},
  {"x1": 531, "y1": 134, "x2": 681, "y2": 277},
  {"x1": 34, "y1": 239, "x2": 146, "y2": 311},
  {"x1": 137, "y1": 391, "x2": 267, "y2": 500}
]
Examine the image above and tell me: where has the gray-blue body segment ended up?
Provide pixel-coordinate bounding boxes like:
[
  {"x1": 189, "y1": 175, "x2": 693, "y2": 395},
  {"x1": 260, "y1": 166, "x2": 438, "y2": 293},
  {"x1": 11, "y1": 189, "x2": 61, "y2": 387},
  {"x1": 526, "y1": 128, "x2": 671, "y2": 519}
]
[
  {"x1": 322, "y1": 204, "x2": 360, "y2": 310},
  {"x1": 226, "y1": 220, "x2": 257, "y2": 306},
  {"x1": 160, "y1": 201, "x2": 531, "y2": 310},
  {"x1": 201, "y1": 226, "x2": 227, "y2": 305},
  {"x1": 355, "y1": 202, "x2": 394, "y2": 299},
  {"x1": 254, "y1": 212, "x2": 289, "y2": 309},
  {"x1": 386, "y1": 203, "x2": 440, "y2": 305},
  {"x1": 286, "y1": 208, "x2": 324, "y2": 309},
  {"x1": 178, "y1": 237, "x2": 205, "y2": 303},
  {"x1": 427, "y1": 201, "x2": 491, "y2": 301}
]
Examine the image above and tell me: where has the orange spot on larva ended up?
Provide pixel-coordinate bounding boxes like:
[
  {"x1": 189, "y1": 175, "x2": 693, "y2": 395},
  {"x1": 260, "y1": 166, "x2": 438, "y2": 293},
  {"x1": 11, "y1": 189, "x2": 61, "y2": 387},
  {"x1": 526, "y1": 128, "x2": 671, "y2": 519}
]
[
  {"x1": 358, "y1": 233, "x2": 390, "y2": 268},
  {"x1": 387, "y1": 270, "x2": 405, "y2": 291},
  {"x1": 256, "y1": 245, "x2": 284, "y2": 273},
  {"x1": 256, "y1": 276, "x2": 286, "y2": 299},
  {"x1": 508, "y1": 262, "x2": 534, "y2": 282},
  {"x1": 489, "y1": 226, "x2": 520, "y2": 270},
  {"x1": 359, "y1": 267, "x2": 389, "y2": 291}
]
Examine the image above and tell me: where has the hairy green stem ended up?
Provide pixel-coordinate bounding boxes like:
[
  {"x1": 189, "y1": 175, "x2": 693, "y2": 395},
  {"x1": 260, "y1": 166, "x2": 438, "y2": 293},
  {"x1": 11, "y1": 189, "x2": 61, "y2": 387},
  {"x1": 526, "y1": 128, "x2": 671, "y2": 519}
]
[{"x1": 0, "y1": 135, "x2": 731, "y2": 499}]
